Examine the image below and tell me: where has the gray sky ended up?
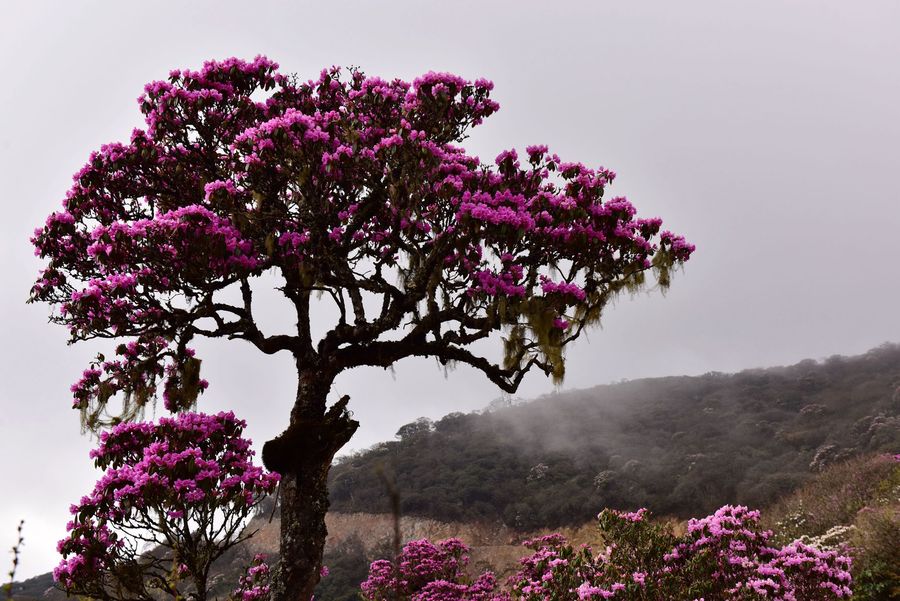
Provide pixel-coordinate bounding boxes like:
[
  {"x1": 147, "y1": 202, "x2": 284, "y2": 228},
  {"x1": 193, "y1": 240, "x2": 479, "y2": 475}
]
[{"x1": 2, "y1": 0, "x2": 899, "y2": 580}]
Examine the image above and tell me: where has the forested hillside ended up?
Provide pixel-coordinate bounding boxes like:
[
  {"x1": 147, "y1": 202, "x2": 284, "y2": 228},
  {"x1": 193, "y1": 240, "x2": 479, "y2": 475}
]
[{"x1": 328, "y1": 343, "x2": 900, "y2": 529}]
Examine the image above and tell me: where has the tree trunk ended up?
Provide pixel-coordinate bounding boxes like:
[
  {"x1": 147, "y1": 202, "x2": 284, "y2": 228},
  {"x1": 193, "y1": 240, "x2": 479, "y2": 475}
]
[
  {"x1": 193, "y1": 572, "x2": 208, "y2": 601},
  {"x1": 263, "y1": 369, "x2": 358, "y2": 601}
]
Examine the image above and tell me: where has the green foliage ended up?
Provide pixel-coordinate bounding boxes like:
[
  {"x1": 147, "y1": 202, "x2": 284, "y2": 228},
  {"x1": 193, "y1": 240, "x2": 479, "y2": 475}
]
[
  {"x1": 314, "y1": 536, "x2": 370, "y2": 601},
  {"x1": 766, "y1": 454, "x2": 900, "y2": 543},
  {"x1": 851, "y1": 506, "x2": 900, "y2": 600},
  {"x1": 765, "y1": 453, "x2": 900, "y2": 601}
]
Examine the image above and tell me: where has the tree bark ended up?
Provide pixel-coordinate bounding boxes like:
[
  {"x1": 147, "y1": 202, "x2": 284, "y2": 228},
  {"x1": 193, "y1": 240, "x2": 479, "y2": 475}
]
[
  {"x1": 264, "y1": 369, "x2": 358, "y2": 601},
  {"x1": 193, "y1": 572, "x2": 208, "y2": 601}
]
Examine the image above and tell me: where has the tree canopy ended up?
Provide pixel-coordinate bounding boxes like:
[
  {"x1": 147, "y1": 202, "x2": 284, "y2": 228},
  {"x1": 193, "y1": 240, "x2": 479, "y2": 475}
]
[{"x1": 30, "y1": 56, "x2": 693, "y2": 431}]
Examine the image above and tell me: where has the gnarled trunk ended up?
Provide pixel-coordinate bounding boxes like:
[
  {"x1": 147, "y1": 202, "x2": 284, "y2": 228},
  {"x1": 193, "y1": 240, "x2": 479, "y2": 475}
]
[{"x1": 263, "y1": 369, "x2": 358, "y2": 601}]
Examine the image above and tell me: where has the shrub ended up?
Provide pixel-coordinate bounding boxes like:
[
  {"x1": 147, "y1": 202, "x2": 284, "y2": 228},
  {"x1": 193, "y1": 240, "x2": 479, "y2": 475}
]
[
  {"x1": 364, "y1": 506, "x2": 853, "y2": 600},
  {"x1": 54, "y1": 412, "x2": 279, "y2": 601},
  {"x1": 360, "y1": 538, "x2": 505, "y2": 601},
  {"x1": 766, "y1": 454, "x2": 899, "y2": 542},
  {"x1": 850, "y1": 506, "x2": 900, "y2": 601}
]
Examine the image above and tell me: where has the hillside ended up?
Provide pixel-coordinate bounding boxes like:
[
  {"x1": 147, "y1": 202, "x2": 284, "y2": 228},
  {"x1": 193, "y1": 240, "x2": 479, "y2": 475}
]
[
  {"x1": 15, "y1": 454, "x2": 896, "y2": 601},
  {"x1": 319, "y1": 453, "x2": 899, "y2": 600},
  {"x1": 10, "y1": 344, "x2": 899, "y2": 601},
  {"x1": 328, "y1": 343, "x2": 900, "y2": 529},
  {"x1": 764, "y1": 453, "x2": 900, "y2": 598}
]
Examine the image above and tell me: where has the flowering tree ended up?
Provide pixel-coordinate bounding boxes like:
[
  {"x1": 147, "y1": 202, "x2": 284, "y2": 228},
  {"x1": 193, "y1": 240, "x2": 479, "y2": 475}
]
[
  {"x1": 54, "y1": 411, "x2": 279, "y2": 601},
  {"x1": 30, "y1": 56, "x2": 693, "y2": 601}
]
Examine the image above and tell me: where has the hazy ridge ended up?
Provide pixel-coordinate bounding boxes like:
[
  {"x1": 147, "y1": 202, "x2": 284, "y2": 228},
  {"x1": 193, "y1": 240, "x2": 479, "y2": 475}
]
[{"x1": 327, "y1": 343, "x2": 900, "y2": 528}]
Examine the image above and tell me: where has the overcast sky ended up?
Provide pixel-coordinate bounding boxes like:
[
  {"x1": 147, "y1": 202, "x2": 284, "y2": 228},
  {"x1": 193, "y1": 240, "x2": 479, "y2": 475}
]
[{"x1": 2, "y1": 0, "x2": 899, "y2": 580}]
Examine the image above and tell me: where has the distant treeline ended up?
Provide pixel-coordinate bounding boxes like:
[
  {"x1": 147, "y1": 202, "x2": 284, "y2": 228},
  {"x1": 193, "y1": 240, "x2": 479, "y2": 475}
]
[{"x1": 328, "y1": 343, "x2": 900, "y2": 529}]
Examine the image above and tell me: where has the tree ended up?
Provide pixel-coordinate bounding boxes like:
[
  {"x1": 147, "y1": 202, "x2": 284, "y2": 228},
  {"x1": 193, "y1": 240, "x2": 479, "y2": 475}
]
[
  {"x1": 30, "y1": 56, "x2": 694, "y2": 601},
  {"x1": 395, "y1": 417, "x2": 434, "y2": 442},
  {"x1": 54, "y1": 412, "x2": 278, "y2": 601}
]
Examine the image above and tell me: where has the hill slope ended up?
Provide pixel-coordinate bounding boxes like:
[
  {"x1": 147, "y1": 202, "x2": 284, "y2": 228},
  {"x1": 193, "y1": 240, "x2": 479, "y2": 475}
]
[{"x1": 328, "y1": 343, "x2": 900, "y2": 529}]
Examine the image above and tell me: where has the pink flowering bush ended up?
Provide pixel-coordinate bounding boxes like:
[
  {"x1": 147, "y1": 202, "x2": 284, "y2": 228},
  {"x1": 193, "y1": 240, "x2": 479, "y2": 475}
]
[
  {"x1": 361, "y1": 538, "x2": 506, "y2": 601},
  {"x1": 54, "y1": 411, "x2": 279, "y2": 601},
  {"x1": 511, "y1": 506, "x2": 852, "y2": 600},
  {"x1": 232, "y1": 554, "x2": 272, "y2": 601},
  {"x1": 365, "y1": 507, "x2": 852, "y2": 601}
]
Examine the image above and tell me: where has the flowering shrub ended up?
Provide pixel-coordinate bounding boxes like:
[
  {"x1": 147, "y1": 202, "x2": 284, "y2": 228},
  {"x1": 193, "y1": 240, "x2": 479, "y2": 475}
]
[
  {"x1": 361, "y1": 538, "x2": 506, "y2": 601},
  {"x1": 366, "y1": 507, "x2": 852, "y2": 601},
  {"x1": 232, "y1": 554, "x2": 272, "y2": 601},
  {"x1": 54, "y1": 411, "x2": 279, "y2": 601},
  {"x1": 511, "y1": 506, "x2": 852, "y2": 600},
  {"x1": 764, "y1": 453, "x2": 899, "y2": 600}
]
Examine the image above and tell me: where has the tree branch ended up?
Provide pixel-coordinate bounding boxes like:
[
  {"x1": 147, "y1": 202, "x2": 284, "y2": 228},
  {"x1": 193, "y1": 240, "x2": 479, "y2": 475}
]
[{"x1": 335, "y1": 337, "x2": 538, "y2": 393}]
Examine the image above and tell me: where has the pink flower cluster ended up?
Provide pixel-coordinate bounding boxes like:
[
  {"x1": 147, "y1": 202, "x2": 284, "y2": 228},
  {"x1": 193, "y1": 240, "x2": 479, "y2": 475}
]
[
  {"x1": 361, "y1": 538, "x2": 506, "y2": 601},
  {"x1": 511, "y1": 505, "x2": 852, "y2": 600},
  {"x1": 370, "y1": 506, "x2": 852, "y2": 601},
  {"x1": 232, "y1": 554, "x2": 272, "y2": 601},
  {"x1": 60, "y1": 205, "x2": 257, "y2": 337},
  {"x1": 607, "y1": 508, "x2": 647, "y2": 523},
  {"x1": 663, "y1": 505, "x2": 852, "y2": 598},
  {"x1": 540, "y1": 276, "x2": 587, "y2": 302}
]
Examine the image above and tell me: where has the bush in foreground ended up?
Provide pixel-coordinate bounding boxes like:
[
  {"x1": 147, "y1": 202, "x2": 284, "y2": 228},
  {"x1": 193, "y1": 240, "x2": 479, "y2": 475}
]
[
  {"x1": 765, "y1": 453, "x2": 900, "y2": 600},
  {"x1": 361, "y1": 505, "x2": 852, "y2": 600}
]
